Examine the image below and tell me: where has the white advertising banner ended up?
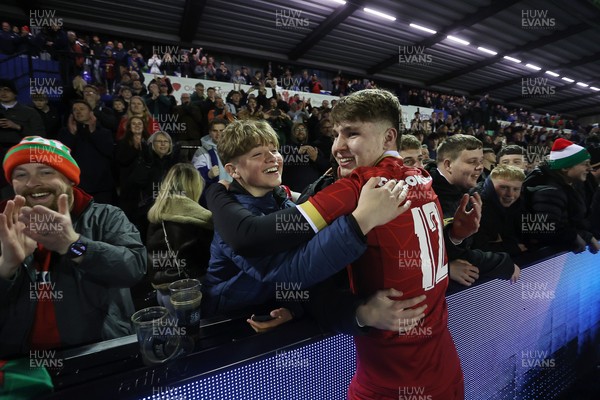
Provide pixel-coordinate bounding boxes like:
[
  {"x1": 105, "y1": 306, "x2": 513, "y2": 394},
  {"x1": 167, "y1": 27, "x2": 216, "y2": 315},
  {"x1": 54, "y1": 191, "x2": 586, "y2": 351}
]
[{"x1": 143, "y1": 73, "x2": 339, "y2": 106}]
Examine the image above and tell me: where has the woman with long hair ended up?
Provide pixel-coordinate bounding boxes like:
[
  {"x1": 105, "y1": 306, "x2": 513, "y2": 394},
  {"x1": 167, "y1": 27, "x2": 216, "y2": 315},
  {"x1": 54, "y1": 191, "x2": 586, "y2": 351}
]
[
  {"x1": 115, "y1": 95, "x2": 159, "y2": 140},
  {"x1": 144, "y1": 163, "x2": 213, "y2": 306},
  {"x1": 116, "y1": 116, "x2": 150, "y2": 225}
]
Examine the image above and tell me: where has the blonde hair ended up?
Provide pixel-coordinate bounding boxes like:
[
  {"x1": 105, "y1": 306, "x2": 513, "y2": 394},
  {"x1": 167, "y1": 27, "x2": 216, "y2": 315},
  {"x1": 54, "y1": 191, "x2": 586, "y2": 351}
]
[
  {"x1": 149, "y1": 131, "x2": 174, "y2": 156},
  {"x1": 489, "y1": 164, "x2": 526, "y2": 182},
  {"x1": 217, "y1": 119, "x2": 279, "y2": 164},
  {"x1": 127, "y1": 95, "x2": 152, "y2": 122},
  {"x1": 400, "y1": 134, "x2": 422, "y2": 151},
  {"x1": 148, "y1": 163, "x2": 203, "y2": 224}
]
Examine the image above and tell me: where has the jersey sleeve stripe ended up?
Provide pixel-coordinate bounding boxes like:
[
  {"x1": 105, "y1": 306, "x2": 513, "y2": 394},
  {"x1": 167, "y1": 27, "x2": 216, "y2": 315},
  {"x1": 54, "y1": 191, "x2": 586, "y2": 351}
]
[{"x1": 297, "y1": 201, "x2": 328, "y2": 233}]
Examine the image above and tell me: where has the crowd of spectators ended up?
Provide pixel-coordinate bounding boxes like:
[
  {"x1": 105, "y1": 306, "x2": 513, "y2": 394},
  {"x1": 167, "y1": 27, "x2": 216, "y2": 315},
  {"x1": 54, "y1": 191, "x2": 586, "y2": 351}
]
[{"x1": 1, "y1": 20, "x2": 599, "y2": 360}]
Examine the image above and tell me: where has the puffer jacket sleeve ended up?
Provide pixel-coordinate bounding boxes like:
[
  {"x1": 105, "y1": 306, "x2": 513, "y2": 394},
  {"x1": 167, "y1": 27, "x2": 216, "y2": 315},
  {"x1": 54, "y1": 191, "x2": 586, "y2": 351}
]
[
  {"x1": 525, "y1": 185, "x2": 578, "y2": 247},
  {"x1": 229, "y1": 215, "x2": 366, "y2": 286}
]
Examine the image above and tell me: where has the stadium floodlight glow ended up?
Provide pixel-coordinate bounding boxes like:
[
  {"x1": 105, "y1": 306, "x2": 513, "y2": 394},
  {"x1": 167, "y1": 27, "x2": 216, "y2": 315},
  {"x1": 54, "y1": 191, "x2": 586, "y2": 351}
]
[
  {"x1": 446, "y1": 35, "x2": 470, "y2": 45},
  {"x1": 363, "y1": 8, "x2": 396, "y2": 21},
  {"x1": 525, "y1": 64, "x2": 541, "y2": 71},
  {"x1": 503, "y1": 56, "x2": 521, "y2": 63},
  {"x1": 329, "y1": 0, "x2": 347, "y2": 4},
  {"x1": 409, "y1": 23, "x2": 437, "y2": 34},
  {"x1": 477, "y1": 47, "x2": 497, "y2": 55},
  {"x1": 576, "y1": 82, "x2": 589, "y2": 87},
  {"x1": 545, "y1": 71, "x2": 560, "y2": 77},
  {"x1": 561, "y1": 77, "x2": 575, "y2": 83},
  {"x1": 590, "y1": 86, "x2": 600, "y2": 91}
]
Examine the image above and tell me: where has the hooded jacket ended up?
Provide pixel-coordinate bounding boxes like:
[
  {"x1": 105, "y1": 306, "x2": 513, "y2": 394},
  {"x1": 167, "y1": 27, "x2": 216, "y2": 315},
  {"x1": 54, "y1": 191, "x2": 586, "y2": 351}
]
[{"x1": 191, "y1": 135, "x2": 231, "y2": 184}]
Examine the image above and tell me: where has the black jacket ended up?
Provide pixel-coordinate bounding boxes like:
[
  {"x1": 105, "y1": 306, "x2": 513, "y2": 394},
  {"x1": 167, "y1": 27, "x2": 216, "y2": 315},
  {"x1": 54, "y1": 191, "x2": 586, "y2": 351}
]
[
  {"x1": 146, "y1": 197, "x2": 213, "y2": 291},
  {"x1": 430, "y1": 168, "x2": 515, "y2": 280},
  {"x1": 279, "y1": 142, "x2": 330, "y2": 192},
  {"x1": 34, "y1": 105, "x2": 62, "y2": 140},
  {"x1": 521, "y1": 165, "x2": 595, "y2": 250},
  {"x1": 471, "y1": 177, "x2": 524, "y2": 257},
  {"x1": 172, "y1": 103, "x2": 203, "y2": 141},
  {"x1": 58, "y1": 124, "x2": 114, "y2": 194},
  {"x1": 93, "y1": 104, "x2": 118, "y2": 134},
  {"x1": 0, "y1": 103, "x2": 45, "y2": 146}
]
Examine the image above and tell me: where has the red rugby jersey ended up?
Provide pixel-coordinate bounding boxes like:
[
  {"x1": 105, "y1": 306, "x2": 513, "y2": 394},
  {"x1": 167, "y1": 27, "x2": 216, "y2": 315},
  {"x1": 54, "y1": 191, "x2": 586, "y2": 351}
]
[{"x1": 297, "y1": 153, "x2": 462, "y2": 398}]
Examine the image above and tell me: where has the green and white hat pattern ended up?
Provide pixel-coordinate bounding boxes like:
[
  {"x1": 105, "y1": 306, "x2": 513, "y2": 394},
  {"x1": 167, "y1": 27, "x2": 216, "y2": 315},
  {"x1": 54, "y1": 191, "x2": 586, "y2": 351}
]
[{"x1": 548, "y1": 138, "x2": 590, "y2": 170}]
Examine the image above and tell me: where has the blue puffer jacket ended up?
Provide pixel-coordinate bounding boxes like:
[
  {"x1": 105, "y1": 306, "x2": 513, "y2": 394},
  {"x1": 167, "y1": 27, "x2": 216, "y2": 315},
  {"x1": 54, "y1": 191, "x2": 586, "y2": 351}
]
[{"x1": 201, "y1": 183, "x2": 367, "y2": 317}]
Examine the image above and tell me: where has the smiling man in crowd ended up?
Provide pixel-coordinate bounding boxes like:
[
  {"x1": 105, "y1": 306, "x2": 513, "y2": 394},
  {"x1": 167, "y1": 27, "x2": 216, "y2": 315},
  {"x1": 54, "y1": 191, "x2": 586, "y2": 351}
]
[
  {"x1": 430, "y1": 134, "x2": 520, "y2": 286},
  {"x1": 0, "y1": 136, "x2": 145, "y2": 357}
]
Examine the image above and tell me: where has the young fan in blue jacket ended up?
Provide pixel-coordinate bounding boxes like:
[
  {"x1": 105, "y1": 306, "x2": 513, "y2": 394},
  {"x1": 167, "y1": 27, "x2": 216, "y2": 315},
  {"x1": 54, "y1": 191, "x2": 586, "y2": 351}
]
[{"x1": 201, "y1": 119, "x2": 410, "y2": 321}]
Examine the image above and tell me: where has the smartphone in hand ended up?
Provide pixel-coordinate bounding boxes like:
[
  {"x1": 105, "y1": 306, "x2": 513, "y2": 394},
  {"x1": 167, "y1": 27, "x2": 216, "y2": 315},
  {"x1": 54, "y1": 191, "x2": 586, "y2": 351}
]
[{"x1": 251, "y1": 314, "x2": 275, "y2": 322}]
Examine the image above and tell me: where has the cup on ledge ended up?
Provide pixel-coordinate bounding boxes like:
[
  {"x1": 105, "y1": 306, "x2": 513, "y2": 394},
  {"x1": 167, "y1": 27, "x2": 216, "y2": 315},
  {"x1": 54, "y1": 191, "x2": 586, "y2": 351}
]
[
  {"x1": 169, "y1": 279, "x2": 202, "y2": 333},
  {"x1": 131, "y1": 306, "x2": 183, "y2": 365}
]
